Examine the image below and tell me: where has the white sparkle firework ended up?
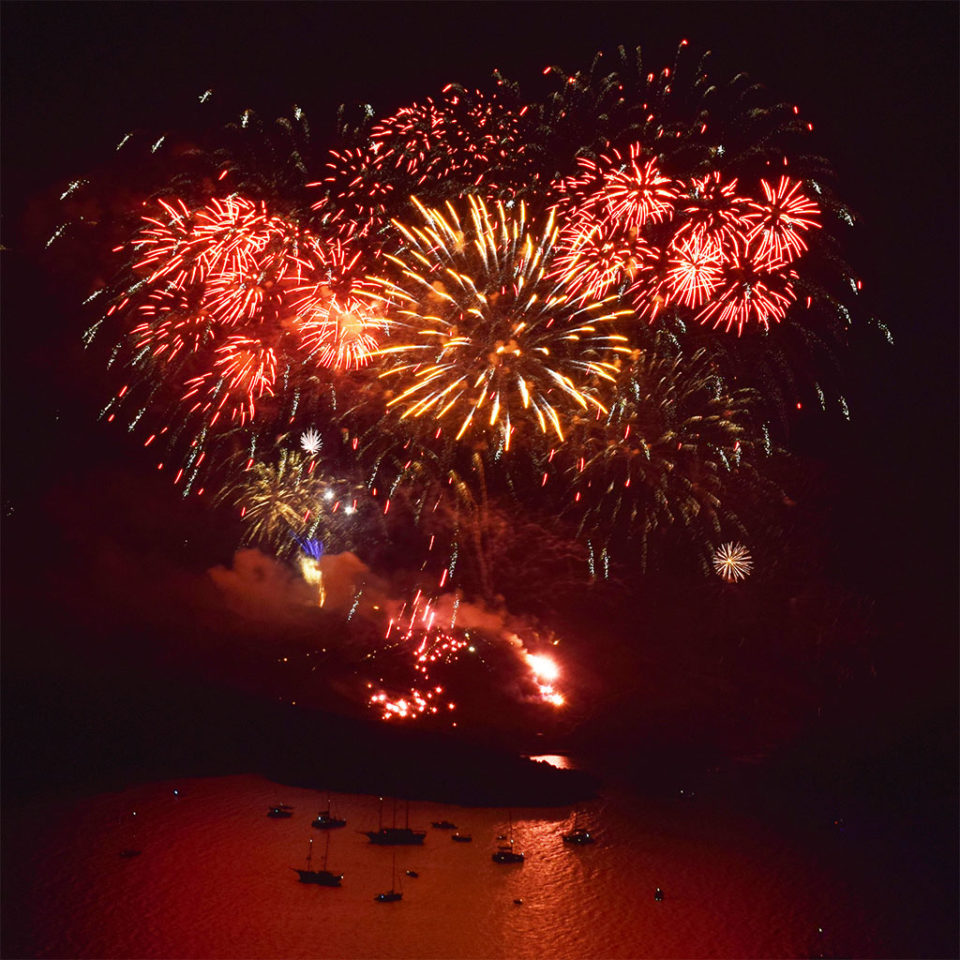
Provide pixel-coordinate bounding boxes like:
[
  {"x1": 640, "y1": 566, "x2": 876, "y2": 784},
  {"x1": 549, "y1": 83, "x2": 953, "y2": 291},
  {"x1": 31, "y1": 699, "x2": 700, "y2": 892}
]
[
  {"x1": 300, "y1": 428, "x2": 322, "y2": 455},
  {"x1": 712, "y1": 542, "x2": 754, "y2": 582}
]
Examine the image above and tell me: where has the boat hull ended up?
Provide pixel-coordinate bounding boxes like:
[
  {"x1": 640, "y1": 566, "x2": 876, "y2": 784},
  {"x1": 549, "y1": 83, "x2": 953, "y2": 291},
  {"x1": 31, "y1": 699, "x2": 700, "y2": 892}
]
[
  {"x1": 363, "y1": 829, "x2": 426, "y2": 845},
  {"x1": 295, "y1": 869, "x2": 343, "y2": 887}
]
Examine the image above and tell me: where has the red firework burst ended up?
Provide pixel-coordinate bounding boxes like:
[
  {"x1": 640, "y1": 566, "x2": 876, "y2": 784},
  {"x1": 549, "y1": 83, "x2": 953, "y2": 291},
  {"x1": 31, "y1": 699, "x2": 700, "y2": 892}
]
[
  {"x1": 181, "y1": 335, "x2": 277, "y2": 426},
  {"x1": 551, "y1": 210, "x2": 649, "y2": 300},
  {"x1": 746, "y1": 176, "x2": 821, "y2": 266},
  {"x1": 600, "y1": 147, "x2": 678, "y2": 229},
  {"x1": 554, "y1": 144, "x2": 678, "y2": 230},
  {"x1": 297, "y1": 296, "x2": 381, "y2": 370},
  {"x1": 676, "y1": 172, "x2": 754, "y2": 246},
  {"x1": 695, "y1": 247, "x2": 797, "y2": 334},
  {"x1": 665, "y1": 233, "x2": 725, "y2": 309}
]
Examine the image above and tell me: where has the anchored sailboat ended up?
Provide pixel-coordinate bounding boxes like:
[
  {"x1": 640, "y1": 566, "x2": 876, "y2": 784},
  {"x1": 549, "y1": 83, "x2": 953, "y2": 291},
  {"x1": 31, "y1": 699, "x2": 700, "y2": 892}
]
[
  {"x1": 374, "y1": 850, "x2": 403, "y2": 902},
  {"x1": 492, "y1": 811, "x2": 524, "y2": 864},
  {"x1": 293, "y1": 835, "x2": 343, "y2": 887},
  {"x1": 363, "y1": 797, "x2": 425, "y2": 845}
]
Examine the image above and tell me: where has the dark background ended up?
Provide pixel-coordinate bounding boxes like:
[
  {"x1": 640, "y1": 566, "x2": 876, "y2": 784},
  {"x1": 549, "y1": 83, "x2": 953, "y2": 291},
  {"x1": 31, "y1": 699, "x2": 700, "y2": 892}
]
[{"x1": 2, "y1": 4, "x2": 957, "y2": 952}]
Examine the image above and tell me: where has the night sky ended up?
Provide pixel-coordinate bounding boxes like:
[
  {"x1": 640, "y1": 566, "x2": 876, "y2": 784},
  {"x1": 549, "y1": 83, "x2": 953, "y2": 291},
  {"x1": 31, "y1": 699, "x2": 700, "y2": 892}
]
[{"x1": 2, "y1": 0, "x2": 957, "y2": 904}]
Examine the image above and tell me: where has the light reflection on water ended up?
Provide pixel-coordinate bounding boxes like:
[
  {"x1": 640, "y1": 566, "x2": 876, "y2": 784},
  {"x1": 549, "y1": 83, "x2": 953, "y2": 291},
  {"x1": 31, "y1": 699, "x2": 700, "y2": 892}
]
[{"x1": 4, "y1": 773, "x2": 875, "y2": 959}]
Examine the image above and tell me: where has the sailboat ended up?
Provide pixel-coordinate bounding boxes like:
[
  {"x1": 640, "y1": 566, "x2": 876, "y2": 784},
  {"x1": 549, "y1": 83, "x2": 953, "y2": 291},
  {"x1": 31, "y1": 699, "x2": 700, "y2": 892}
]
[
  {"x1": 363, "y1": 797, "x2": 426, "y2": 845},
  {"x1": 293, "y1": 835, "x2": 343, "y2": 887},
  {"x1": 492, "y1": 811, "x2": 524, "y2": 864},
  {"x1": 374, "y1": 850, "x2": 403, "y2": 902},
  {"x1": 562, "y1": 810, "x2": 596, "y2": 845},
  {"x1": 311, "y1": 796, "x2": 347, "y2": 829}
]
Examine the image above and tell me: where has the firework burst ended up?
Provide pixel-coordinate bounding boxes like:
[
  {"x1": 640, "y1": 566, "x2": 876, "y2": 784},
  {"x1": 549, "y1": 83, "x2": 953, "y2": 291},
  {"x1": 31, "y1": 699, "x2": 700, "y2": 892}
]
[
  {"x1": 712, "y1": 541, "x2": 754, "y2": 582},
  {"x1": 559, "y1": 344, "x2": 770, "y2": 570},
  {"x1": 367, "y1": 196, "x2": 632, "y2": 444}
]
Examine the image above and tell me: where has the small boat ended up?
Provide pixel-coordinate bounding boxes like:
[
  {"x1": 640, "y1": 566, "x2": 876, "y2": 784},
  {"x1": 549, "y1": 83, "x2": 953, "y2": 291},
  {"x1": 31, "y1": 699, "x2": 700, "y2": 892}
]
[
  {"x1": 268, "y1": 804, "x2": 294, "y2": 819},
  {"x1": 375, "y1": 851, "x2": 403, "y2": 903},
  {"x1": 562, "y1": 828, "x2": 595, "y2": 845},
  {"x1": 311, "y1": 800, "x2": 347, "y2": 829},
  {"x1": 492, "y1": 811, "x2": 524, "y2": 864},
  {"x1": 492, "y1": 844, "x2": 524, "y2": 864},
  {"x1": 451, "y1": 833, "x2": 472, "y2": 843},
  {"x1": 363, "y1": 797, "x2": 426, "y2": 845},
  {"x1": 293, "y1": 836, "x2": 343, "y2": 887},
  {"x1": 405, "y1": 869, "x2": 419, "y2": 878},
  {"x1": 119, "y1": 849, "x2": 142, "y2": 858},
  {"x1": 431, "y1": 820, "x2": 456, "y2": 829}
]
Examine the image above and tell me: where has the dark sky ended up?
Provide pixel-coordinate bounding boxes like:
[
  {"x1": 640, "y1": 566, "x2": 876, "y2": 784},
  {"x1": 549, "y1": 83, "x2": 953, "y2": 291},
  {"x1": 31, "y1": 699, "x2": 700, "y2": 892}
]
[{"x1": 1, "y1": 2, "x2": 957, "y2": 771}]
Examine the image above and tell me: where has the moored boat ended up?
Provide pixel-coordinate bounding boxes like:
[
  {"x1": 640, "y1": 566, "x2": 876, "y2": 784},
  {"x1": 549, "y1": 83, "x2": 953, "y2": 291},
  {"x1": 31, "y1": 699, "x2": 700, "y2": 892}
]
[
  {"x1": 363, "y1": 797, "x2": 426, "y2": 845},
  {"x1": 492, "y1": 811, "x2": 524, "y2": 863},
  {"x1": 293, "y1": 836, "x2": 343, "y2": 887}
]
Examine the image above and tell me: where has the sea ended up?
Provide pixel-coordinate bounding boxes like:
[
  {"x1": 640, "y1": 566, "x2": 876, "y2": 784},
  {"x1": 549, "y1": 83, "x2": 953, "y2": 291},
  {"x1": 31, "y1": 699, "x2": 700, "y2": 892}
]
[{"x1": 3, "y1": 762, "x2": 919, "y2": 960}]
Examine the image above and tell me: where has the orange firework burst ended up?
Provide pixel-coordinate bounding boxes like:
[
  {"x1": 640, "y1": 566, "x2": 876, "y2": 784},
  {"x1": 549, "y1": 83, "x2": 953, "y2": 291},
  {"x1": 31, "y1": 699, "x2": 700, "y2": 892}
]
[{"x1": 367, "y1": 196, "x2": 632, "y2": 444}]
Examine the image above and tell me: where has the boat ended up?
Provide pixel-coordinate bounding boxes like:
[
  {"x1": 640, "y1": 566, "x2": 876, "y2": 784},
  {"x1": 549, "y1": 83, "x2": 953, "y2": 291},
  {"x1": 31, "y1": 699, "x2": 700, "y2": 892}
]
[
  {"x1": 492, "y1": 844, "x2": 524, "y2": 864},
  {"x1": 311, "y1": 798, "x2": 347, "y2": 829},
  {"x1": 268, "y1": 804, "x2": 294, "y2": 819},
  {"x1": 405, "y1": 869, "x2": 419, "y2": 878},
  {"x1": 451, "y1": 833, "x2": 472, "y2": 843},
  {"x1": 431, "y1": 820, "x2": 456, "y2": 829},
  {"x1": 492, "y1": 811, "x2": 524, "y2": 864},
  {"x1": 374, "y1": 851, "x2": 403, "y2": 902},
  {"x1": 562, "y1": 810, "x2": 596, "y2": 844},
  {"x1": 293, "y1": 836, "x2": 343, "y2": 887},
  {"x1": 362, "y1": 797, "x2": 426, "y2": 845},
  {"x1": 119, "y1": 848, "x2": 142, "y2": 858}
]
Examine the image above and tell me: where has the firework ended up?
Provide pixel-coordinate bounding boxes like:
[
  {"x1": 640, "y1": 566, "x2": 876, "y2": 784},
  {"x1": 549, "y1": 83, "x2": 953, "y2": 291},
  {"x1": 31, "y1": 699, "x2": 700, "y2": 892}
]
[
  {"x1": 73, "y1": 38, "x2": 863, "y2": 600},
  {"x1": 712, "y1": 541, "x2": 754, "y2": 582},
  {"x1": 367, "y1": 196, "x2": 632, "y2": 444},
  {"x1": 558, "y1": 343, "x2": 771, "y2": 570},
  {"x1": 746, "y1": 176, "x2": 821, "y2": 267},
  {"x1": 300, "y1": 428, "x2": 322, "y2": 455}
]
